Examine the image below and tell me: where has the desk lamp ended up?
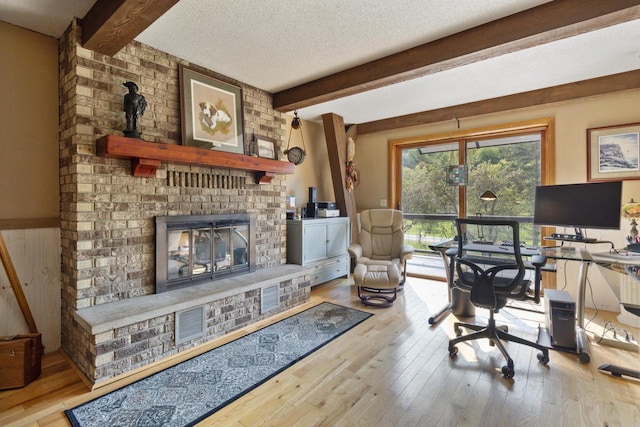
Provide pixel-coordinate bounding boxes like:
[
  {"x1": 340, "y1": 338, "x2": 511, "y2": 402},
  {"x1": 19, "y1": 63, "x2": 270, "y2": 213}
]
[
  {"x1": 480, "y1": 190, "x2": 498, "y2": 205},
  {"x1": 621, "y1": 198, "x2": 640, "y2": 245},
  {"x1": 475, "y1": 190, "x2": 497, "y2": 243}
]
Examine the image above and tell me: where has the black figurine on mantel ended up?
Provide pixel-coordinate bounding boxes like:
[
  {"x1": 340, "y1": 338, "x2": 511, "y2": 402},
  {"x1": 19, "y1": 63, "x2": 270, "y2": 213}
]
[{"x1": 123, "y1": 81, "x2": 147, "y2": 139}]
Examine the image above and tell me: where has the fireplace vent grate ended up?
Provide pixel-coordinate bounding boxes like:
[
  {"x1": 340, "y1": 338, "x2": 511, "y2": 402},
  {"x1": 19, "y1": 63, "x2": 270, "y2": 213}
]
[
  {"x1": 176, "y1": 306, "x2": 206, "y2": 344},
  {"x1": 167, "y1": 170, "x2": 246, "y2": 189},
  {"x1": 261, "y1": 285, "x2": 279, "y2": 313}
]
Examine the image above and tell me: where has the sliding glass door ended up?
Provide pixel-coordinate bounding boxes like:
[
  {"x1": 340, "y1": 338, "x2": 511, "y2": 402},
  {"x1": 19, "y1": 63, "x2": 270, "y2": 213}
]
[
  {"x1": 465, "y1": 134, "x2": 541, "y2": 246},
  {"x1": 391, "y1": 119, "x2": 553, "y2": 280},
  {"x1": 400, "y1": 143, "x2": 460, "y2": 277}
]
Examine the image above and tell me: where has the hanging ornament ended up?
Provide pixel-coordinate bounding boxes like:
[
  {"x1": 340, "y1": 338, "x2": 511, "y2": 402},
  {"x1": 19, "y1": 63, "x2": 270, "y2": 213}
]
[
  {"x1": 446, "y1": 165, "x2": 468, "y2": 186},
  {"x1": 284, "y1": 111, "x2": 307, "y2": 165},
  {"x1": 345, "y1": 137, "x2": 359, "y2": 192}
]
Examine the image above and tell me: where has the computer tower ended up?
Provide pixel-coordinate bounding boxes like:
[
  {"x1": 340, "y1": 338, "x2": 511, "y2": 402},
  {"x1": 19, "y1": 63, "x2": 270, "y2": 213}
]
[{"x1": 544, "y1": 289, "x2": 576, "y2": 349}]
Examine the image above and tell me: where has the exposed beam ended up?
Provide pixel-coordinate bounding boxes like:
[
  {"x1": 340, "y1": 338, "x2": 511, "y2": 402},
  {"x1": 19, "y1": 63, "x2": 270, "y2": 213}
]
[
  {"x1": 273, "y1": 0, "x2": 640, "y2": 112},
  {"x1": 81, "y1": 0, "x2": 180, "y2": 56},
  {"x1": 322, "y1": 114, "x2": 358, "y2": 243},
  {"x1": 357, "y1": 70, "x2": 640, "y2": 134}
]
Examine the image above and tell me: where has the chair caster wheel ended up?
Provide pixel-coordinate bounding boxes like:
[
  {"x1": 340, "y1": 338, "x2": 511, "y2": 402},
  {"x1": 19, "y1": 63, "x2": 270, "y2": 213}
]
[
  {"x1": 449, "y1": 345, "x2": 458, "y2": 357},
  {"x1": 537, "y1": 352, "x2": 549, "y2": 365},
  {"x1": 502, "y1": 366, "x2": 514, "y2": 378}
]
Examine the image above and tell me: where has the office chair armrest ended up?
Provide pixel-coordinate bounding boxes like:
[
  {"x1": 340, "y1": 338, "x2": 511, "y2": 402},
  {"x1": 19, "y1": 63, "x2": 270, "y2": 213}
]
[
  {"x1": 400, "y1": 245, "x2": 414, "y2": 261},
  {"x1": 445, "y1": 247, "x2": 458, "y2": 258},
  {"x1": 530, "y1": 255, "x2": 547, "y2": 304},
  {"x1": 348, "y1": 243, "x2": 363, "y2": 260}
]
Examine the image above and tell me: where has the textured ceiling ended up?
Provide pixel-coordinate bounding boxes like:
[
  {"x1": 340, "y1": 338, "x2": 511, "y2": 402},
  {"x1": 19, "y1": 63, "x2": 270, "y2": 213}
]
[{"x1": 2, "y1": 0, "x2": 639, "y2": 125}]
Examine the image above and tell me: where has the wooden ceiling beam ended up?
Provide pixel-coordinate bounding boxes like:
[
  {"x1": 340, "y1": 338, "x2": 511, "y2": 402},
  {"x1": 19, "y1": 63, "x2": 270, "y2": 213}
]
[
  {"x1": 357, "y1": 70, "x2": 640, "y2": 134},
  {"x1": 273, "y1": 0, "x2": 640, "y2": 112},
  {"x1": 81, "y1": 0, "x2": 180, "y2": 56}
]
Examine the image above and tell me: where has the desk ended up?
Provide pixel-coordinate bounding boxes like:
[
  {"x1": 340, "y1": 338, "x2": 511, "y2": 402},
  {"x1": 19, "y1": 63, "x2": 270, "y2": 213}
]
[
  {"x1": 587, "y1": 251, "x2": 640, "y2": 379},
  {"x1": 591, "y1": 251, "x2": 640, "y2": 320},
  {"x1": 430, "y1": 240, "x2": 640, "y2": 369}
]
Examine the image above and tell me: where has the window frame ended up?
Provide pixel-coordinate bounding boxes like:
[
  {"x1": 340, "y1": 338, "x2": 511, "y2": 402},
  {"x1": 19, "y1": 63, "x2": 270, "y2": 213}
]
[
  {"x1": 388, "y1": 117, "x2": 555, "y2": 214},
  {"x1": 388, "y1": 117, "x2": 556, "y2": 283}
]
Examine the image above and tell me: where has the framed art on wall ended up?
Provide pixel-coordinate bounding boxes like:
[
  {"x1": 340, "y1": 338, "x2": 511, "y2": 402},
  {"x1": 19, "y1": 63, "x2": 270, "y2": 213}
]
[
  {"x1": 179, "y1": 65, "x2": 244, "y2": 154},
  {"x1": 587, "y1": 122, "x2": 640, "y2": 182},
  {"x1": 256, "y1": 136, "x2": 276, "y2": 159}
]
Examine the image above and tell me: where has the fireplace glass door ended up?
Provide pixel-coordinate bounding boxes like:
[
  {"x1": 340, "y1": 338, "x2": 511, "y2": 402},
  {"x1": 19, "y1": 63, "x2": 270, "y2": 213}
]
[
  {"x1": 156, "y1": 214, "x2": 256, "y2": 293},
  {"x1": 166, "y1": 225, "x2": 249, "y2": 282}
]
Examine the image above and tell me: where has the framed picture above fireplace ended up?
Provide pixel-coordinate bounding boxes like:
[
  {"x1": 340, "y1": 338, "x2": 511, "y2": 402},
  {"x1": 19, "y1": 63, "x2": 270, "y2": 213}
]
[{"x1": 179, "y1": 65, "x2": 245, "y2": 154}]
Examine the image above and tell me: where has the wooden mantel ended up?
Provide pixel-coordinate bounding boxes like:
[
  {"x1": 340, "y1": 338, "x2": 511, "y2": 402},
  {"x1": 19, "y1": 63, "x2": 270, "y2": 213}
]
[{"x1": 96, "y1": 135, "x2": 295, "y2": 183}]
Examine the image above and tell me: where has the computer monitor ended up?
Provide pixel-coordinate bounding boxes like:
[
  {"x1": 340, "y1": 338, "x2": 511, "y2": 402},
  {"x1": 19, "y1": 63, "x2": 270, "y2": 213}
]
[{"x1": 534, "y1": 181, "x2": 622, "y2": 239}]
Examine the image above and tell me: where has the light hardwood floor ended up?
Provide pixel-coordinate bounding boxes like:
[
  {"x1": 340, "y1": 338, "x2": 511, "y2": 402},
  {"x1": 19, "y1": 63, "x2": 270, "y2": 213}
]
[{"x1": 1, "y1": 277, "x2": 639, "y2": 426}]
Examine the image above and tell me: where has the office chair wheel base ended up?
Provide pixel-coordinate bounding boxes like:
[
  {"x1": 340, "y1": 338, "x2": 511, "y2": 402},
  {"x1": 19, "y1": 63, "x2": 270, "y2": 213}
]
[
  {"x1": 537, "y1": 352, "x2": 549, "y2": 365},
  {"x1": 448, "y1": 345, "x2": 458, "y2": 357},
  {"x1": 501, "y1": 366, "x2": 515, "y2": 379}
]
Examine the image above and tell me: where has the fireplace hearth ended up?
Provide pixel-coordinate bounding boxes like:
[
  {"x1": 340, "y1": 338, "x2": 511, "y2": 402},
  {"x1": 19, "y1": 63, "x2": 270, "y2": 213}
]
[{"x1": 155, "y1": 214, "x2": 257, "y2": 293}]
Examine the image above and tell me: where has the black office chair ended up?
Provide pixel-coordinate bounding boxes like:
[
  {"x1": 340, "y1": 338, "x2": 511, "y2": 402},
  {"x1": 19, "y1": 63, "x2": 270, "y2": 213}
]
[{"x1": 447, "y1": 218, "x2": 549, "y2": 378}]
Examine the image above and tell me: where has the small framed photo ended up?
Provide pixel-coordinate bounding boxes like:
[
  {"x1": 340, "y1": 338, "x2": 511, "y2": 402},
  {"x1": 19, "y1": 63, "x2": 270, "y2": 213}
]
[
  {"x1": 587, "y1": 122, "x2": 640, "y2": 182},
  {"x1": 256, "y1": 135, "x2": 277, "y2": 159},
  {"x1": 179, "y1": 65, "x2": 244, "y2": 154}
]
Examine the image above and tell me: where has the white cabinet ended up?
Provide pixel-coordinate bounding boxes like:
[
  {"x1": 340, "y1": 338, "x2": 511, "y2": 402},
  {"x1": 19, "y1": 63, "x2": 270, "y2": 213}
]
[{"x1": 287, "y1": 217, "x2": 350, "y2": 286}]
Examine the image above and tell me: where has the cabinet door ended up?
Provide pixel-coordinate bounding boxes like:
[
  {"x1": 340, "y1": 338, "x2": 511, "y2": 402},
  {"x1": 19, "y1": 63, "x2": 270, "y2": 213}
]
[
  {"x1": 326, "y1": 220, "x2": 348, "y2": 258},
  {"x1": 303, "y1": 223, "x2": 328, "y2": 264}
]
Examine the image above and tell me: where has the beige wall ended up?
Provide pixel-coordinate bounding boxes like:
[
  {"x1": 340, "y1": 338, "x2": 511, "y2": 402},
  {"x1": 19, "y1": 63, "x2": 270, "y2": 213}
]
[
  {"x1": 284, "y1": 115, "x2": 335, "y2": 207},
  {"x1": 353, "y1": 89, "x2": 640, "y2": 211},
  {"x1": 284, "y1": 90, "x2": 640, "y2": 311},
  {"x1": 348, "y1": 89, "x2": 640, "y2": 312},
  {"x1": 0, "y1": 23, "x2": 61, "y2": 352},
  {"x1": 0, "y1": 21, "x2": 59, "y2": 221}
]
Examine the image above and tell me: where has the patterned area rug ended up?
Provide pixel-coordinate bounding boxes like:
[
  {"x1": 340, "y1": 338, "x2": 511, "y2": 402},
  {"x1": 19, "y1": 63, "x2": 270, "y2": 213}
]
[{"x1": 66, "y1": 302, "x2": 372, "y2": 427}]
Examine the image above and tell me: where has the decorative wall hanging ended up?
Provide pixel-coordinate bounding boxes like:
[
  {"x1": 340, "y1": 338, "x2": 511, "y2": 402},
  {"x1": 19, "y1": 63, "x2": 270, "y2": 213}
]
[
  {"x1": 587, "y1": 122, "x2": 640, "y2": 182},
  {"x1": 446, "y1": 165, "x2": 468, "y2": 186},
  {"x1": 284, "y1": 111, "x2": 307, "y2": 165},
  {"x1": 346, "y1": 137, "x2": 359, "y2": 192},
  {"x1": 179, "y1": 65, "x2": 244, "y2": 154}
]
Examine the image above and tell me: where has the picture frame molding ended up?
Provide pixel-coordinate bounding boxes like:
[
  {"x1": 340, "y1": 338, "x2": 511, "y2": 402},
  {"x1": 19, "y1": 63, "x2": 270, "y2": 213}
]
[
  {"x1": 179, "y1": 64, "x2": 245, "y2": 154},
  {"x1": 587, "y1": 121, "x2": 640, "y2": 182}
]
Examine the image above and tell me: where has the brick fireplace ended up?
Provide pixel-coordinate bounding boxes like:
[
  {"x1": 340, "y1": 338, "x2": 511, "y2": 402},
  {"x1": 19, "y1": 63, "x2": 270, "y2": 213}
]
[{"x1": 58, "y1": 21, "x2": 310, "y2": 385}]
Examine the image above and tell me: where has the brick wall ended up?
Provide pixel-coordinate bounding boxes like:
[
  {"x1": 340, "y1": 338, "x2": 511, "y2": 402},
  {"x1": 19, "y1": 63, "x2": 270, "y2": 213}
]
[{"x1": 58, "y1": 20, "x2": 305, "y2": 382}]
